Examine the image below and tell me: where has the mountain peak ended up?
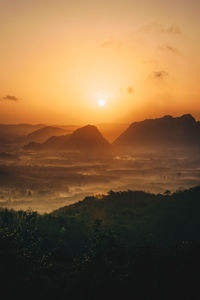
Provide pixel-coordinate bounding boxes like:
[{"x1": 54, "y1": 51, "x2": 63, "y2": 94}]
[
  {"x1": 23, "y1": 124, "x2": 111, "y2": 154},
  {"x1": 162, "y1": 115, "x2": 173, "y2": 119},
  {"x1": 73, "y1": 125, "x2": 101, "y2": 136},
  {"x1": 26, "y1": 126, "x2": 66, "y2": 143},
  {"x1": 180, "y1": 114, "x2": 196, "y2": 122},
  {"x1": 113, "y1": 114, "x2": 200, "y2": 150}
]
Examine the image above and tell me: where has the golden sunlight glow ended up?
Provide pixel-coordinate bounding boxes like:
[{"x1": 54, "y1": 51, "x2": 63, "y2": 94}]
[
  {"x1": 98, "y1": 99, "x2": 106, "y2": 107},
  {"x1": 0, "y1": 0, "x2": 200, "y2": 124}
]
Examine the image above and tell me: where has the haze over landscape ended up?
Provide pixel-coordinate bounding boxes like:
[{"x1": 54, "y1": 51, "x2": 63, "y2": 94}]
[
  {"x1": 1, "y1": 113, "x2": 200, "y2": 213},
  {"x1": 0, "y1": 1, "x2": 200, "y2": 299}
]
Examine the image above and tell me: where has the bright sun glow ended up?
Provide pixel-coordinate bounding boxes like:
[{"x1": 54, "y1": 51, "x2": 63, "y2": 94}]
[{"x1": 98, "y1": 99, "x2": 106, "y2": 107}]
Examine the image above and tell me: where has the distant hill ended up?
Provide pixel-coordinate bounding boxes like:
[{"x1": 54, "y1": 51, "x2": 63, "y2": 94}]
[
  {"x1": 113, "y1": 114, "x2": 200, "y2": 150},
  {"x1": 25, "y1": 126, "x2": 68, "y2": 143},
  {"x1": 24, "y1": 125, "x2": 111, "y2": 154},
  {"x1": 0, "y1": 124, "x2": 45, "y2": 143}
]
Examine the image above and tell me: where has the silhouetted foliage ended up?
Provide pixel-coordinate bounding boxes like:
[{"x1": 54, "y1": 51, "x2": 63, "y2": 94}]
[{"x1": 1, "y1": 186, "x2": 200, "y2": 299}]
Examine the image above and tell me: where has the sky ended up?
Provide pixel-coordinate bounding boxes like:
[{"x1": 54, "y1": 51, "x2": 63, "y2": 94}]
[{"x1": 0, "y1": 0, "x2": 200, "y2": 124}]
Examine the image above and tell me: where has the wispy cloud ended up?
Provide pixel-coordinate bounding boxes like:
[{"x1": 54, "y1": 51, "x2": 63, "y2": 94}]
[
  {"x1": 166, "y1": 25, "x2": 182, "y2": 35},
  {"x1": 1, "y1": 95, "x2": 19, "y2": 102},
  {"x1": 141, "y1": 23, "x2": 182, "y2": 35},
  {"x1": 151, "y1": 71, "x2": 169, "y2": 80},
  {"x1": 127, "y1": 86, "x2": 134, "y2": 94},
  {"x1": 99, "y1": 38, "x2": 121, "y2": 49},
  {"x1": 120, "y1": 86, "x2": 134, "y2": 95},
  {"x1": 159, "y1": 44, "x2": 181, "y2": 55}
]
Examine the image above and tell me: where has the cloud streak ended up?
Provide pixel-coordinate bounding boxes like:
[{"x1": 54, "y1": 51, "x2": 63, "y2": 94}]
[
  {"x1": 99, "y1": 38, "x2": 121, "y2": 49},
  {"x1": 159, "y1": 44, "x2": 181, "y2": 55},
  {"x1": 120, "y1": 86, "x2": 134, "y2": 95},
  {"x1": 151, "y1": 71, "x2": 169, "y2": 80},
  {"x1": 141, "y1": 23, "x2": 182, "y2": 35},
  {"x1": 1, "y1": 95, "x2": 19, "y2": 102},
  {"x1": 127, "y1": 86, "x2": 134, "y2": 94}
]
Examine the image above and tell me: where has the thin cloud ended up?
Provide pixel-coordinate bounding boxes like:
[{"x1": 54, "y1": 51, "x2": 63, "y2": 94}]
[
  {"x1": 159, "y1": 44, "x2": 181, "y2": 55},
  {"x1": 100, "y1": 39, "x2": 114, "y2": 48},
  {"x1": 141, "y1": 23, "x2": 182, "y2": 35},
  {"x1": 1, "y1": 95, "x2": 19, "y2": 102},
  {"x1": 151, "y1": 71, "x2": 169, "y2": 80},
  {"x1": 120, "y1": 86, "x2": 134, "y2": 95},
  {"x1": 99, "y1": 38, "x2": 121, "y2": 49},
  {"x1": 127, "y1": 86, "x2": 134, "y2": 94},
  {"x1": 166, "y1": 25, "x2": 182, "y2": 35}
]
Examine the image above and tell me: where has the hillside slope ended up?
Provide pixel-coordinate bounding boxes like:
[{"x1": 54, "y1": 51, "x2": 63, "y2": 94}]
[
  {"x1": 0, "y1": 186, "x2": 200, "y2": 299},
  {"x1": 113, "y1": 114, "x2": 200, "y2": 150},
  {"x1": 24, "y1": 125, "x2": 111, "y2": 154},
  {"x1": 25, "y1": 126, "x2": 67, "y2": 143}
]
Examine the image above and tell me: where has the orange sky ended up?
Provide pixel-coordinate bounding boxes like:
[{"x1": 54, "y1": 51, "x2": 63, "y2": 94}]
[{"x1": 0, "y1": 0, "x2": 200, "y2": 124}]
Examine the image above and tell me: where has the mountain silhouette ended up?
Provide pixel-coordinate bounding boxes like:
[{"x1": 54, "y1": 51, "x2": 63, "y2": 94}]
[
  {"x1": 23, "y1": 125, "x2": 111, "y2": 153},
  {"x1": 113, "y1": 114, "x2": 200, "y2": 150},
  {"x1": 25, "y1": 126, "x2": 67, "y2": 143},
  {"x1": 0, "y1": 124, "x2": 44, "y2": 143}
]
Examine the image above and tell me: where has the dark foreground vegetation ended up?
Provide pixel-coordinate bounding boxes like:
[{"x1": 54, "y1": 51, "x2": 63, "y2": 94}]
[{"x1": 1, "y1": 186, "x2": 200, "y2": 299}]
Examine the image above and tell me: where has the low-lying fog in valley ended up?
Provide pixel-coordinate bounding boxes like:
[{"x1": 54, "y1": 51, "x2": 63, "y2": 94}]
[
  {"x1": 1, "y1": 115, "x2": 200, "y2": 212},
  {"x1": 1, "y1": 149, "x2": 200, "y2": 213}
]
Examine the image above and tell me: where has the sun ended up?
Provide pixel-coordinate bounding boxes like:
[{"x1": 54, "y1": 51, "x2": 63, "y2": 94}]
[{"x1": 98, "y1": 99, "x2": 106, "y2": 107}]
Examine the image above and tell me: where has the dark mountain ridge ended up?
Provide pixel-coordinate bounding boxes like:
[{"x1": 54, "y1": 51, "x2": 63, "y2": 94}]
[
  {"x1": 0, "y1": 123, "x2": 45, "y2": 142},
  {"x1": 113, "y1": 114, "x2": 200, "y2": 150},
  {"x1": 23, "y1": 125, "x2": 111, "y2": 154},
  {"x1": 25, "y1": 126, "x2": 67, "y2": 143},
  {"x1": 3, "y1": 114, "x2": 200, "y2": 154}
]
